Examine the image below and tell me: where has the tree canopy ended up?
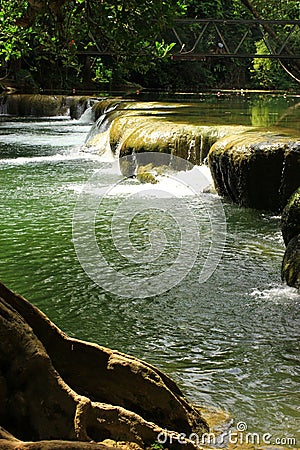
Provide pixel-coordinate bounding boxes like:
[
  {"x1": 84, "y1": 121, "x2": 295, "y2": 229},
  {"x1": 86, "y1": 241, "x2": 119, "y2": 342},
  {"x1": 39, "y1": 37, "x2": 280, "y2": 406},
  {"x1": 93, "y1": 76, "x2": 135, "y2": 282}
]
[{"x1": 0, "y1": 0, "x2": 299, "y2": 91}]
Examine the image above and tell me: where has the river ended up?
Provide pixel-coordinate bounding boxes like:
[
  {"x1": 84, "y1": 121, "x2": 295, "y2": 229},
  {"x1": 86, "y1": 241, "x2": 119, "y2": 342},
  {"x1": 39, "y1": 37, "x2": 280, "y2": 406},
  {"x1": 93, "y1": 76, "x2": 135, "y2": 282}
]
[{"x1": 0, "y1": 93, "x2": 299, "y2": 446}]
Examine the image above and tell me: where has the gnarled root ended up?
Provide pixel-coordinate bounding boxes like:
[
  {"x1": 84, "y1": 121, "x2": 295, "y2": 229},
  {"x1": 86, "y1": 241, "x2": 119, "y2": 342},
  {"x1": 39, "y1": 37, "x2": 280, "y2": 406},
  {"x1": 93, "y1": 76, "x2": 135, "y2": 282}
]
[{"x1": 0, "y1": 282, "x2": 208, "y2": 449}]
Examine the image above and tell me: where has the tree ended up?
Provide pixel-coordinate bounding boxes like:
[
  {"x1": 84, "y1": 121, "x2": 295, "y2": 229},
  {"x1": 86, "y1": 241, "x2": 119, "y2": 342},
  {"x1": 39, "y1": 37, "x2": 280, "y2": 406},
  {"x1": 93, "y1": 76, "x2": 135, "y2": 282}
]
[
  {"x1": 1, "y1": 0, "x2": 299, "y2": 91},
  {"x1": 0, "y1": 281, "x2": 208, "y2": 449},
  {"x1": 0, "y1": 0, "x2": 185, "y2": 90},
  {"x1": 240, "y1": 0, "x2": 300, "y2": 86}
]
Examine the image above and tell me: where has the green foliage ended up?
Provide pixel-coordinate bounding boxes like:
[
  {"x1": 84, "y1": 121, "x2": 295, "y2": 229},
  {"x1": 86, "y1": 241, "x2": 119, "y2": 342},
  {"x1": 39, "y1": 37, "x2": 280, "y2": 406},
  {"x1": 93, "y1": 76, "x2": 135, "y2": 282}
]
[
  {"x1": 0, "y1": 0, "x2": 299, "y2": 91},
  {"x1": 155, "y1": 40, "x2": 176, "y2": 59},
  {"x1": 246, "y1": 0, "x2": 300, "y2": 20},
  {"x1": 0, "y1": 1, "x2": 32, "y2": 64},
  {"x1": 251, "y1": 40, "x2": 296, "y2": 89},
  {"x1": 93, "y1": 59, "x2": 113, "y2": 84}
]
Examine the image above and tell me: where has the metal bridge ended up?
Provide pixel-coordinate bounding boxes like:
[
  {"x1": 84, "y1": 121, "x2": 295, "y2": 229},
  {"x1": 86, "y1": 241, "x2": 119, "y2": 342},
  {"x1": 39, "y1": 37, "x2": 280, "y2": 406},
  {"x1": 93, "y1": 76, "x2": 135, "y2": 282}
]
[
  {"x1": 170, "y1": 19, "x2": 300, "y2": 60},
  {"x1": 82, "y1": 19, "x2": 300, "y2": 61}
]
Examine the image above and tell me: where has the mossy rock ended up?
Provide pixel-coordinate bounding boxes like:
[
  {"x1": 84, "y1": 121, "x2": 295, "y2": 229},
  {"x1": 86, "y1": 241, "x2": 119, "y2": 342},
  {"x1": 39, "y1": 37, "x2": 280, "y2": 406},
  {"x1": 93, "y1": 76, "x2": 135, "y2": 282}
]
[
  {"x1": 92, "y1": 98, "x2": 124, "y2": 121},
  {"x1": 136, "y1": 165, "x2": 158, "y2": 184},
  {"x1": 281, "y1": 234, "x2": 300, "y2": 289},
  {"x1": 136, "y1": 172, "x2": 158, "y2": 184},
  {"x1": 208, "y1": 132, "x2": 300, "y2": 211},
  {"x1": 69, "y1": 96, "x2": 92, "y2": 119},
  {"x1": 3, "y1": 94, "x2": 68, "y2": 116},
  {"x1": 279, "y1": 143, "x2": 300, "y2": 209},
  {"x1": 281, "y1": 187, "x2": 300, "y2": 245}
]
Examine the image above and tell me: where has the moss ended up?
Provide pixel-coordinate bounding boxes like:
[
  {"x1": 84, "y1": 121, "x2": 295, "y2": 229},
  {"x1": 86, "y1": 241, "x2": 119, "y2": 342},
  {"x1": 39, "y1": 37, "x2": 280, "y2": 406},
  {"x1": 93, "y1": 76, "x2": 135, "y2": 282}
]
[
  {"x1": 136, "y1": 164, "x2": 158, "y2": 184},
  {"x1": 136, "y1": 172, "x2": 158, "y2": 184},
  {"x1": 208, "y1": 132, "x2": 300, "y2": 211},
  {"x1": 281, "y1": 234, "x2": 300, "y2": 289},
  {"x1": 281, "y1": 187, "x2": 300, "y2": 245},
  {"x1": 92, "y1": 98, "x2": 124, "y2": 121},
  {"x1": 4, "y1": 94, "x2": 67, "y2": 116},
  {"x1": 107, "y1": 102, "x2": 250, "y2": 162}
]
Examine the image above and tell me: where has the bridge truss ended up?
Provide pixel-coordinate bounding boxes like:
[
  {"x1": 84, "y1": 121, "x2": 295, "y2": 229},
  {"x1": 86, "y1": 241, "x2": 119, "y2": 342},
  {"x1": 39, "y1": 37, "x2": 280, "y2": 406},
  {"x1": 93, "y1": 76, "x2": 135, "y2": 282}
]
[{"x1": 169, "y1": 19, "x2": 300, "y2": 60}]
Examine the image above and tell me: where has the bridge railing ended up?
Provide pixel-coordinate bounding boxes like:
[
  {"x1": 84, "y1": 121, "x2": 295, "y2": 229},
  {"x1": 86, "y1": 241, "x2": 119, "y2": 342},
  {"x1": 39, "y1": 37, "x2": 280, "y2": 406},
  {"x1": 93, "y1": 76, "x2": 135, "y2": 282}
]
[{"x1": 169, "y1": 19, "x2": 300, "y2": 60}]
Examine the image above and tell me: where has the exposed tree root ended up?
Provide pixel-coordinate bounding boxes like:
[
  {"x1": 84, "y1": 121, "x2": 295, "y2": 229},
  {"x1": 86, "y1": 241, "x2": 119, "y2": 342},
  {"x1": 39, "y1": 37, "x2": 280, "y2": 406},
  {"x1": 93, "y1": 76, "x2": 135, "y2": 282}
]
[{"x1": 0, "y1": 282, "x2": 208, "y2": 449}]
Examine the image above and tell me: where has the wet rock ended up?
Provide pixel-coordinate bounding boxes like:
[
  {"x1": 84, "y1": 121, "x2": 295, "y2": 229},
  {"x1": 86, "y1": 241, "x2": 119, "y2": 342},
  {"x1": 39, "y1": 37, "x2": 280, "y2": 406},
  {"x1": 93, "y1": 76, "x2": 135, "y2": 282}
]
[
  {"x1": 69, "y1": 97, "x2": 99, "y2": 119},
  {"x1": 281, "y1": 187, "x2": 300, "y2": 245},
  {"x1": 88, "y1": 100, "x2": 250, "y2": 164},
  {"x1": 281, "y1": 234, "x2": 300, "y2": 289},
  {"x1": 110, "y1": 115, "x2": 249, "y2": 165},
  {"x1": 281, "y1": 188, "x2": 300, "y2": 289},
  {"x1": 136, "y1": 165, "x2": 159, "y2": 184},
  {"x1": 92, "y1": 98, "x2": 123, "y2": 121},
  {"x1": 279, "y1": 143, "x2": 300, "y2": 209},
  {"x1": 208, "y1": 132, "x2": 300, "y2": 211},
  {"x1": 69, "y1": 97, "x2": 91, "y2": 119},
  {"x1": 1, "y1": 94, "x2": 68, "y2": 116}
]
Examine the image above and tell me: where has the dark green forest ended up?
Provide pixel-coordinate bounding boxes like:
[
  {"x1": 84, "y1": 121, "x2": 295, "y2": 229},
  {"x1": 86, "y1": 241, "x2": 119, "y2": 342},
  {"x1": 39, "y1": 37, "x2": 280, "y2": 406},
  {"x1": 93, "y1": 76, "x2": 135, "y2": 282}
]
[{"x1": 0, "y1": 0, "x2": 299, "y2": 92}]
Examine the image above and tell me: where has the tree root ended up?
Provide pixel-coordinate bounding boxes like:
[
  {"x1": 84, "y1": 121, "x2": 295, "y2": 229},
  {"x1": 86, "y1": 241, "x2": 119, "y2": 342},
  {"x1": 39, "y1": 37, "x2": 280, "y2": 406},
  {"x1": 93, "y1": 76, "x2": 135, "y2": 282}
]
[{"x1": 0, "y1": 282, "x2": 208, "y2": 449}]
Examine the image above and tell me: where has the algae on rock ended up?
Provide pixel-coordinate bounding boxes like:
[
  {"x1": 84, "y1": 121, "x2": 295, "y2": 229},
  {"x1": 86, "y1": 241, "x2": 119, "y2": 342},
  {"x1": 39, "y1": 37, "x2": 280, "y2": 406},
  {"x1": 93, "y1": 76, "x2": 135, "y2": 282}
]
[
  {"x1": 281, "y1": 187, "x2": 300, "y2": 245},
  {"x1": 281, "y1": 234, "x2": 300, "y2": 289},
  {"x1": 208, "y1": 132, "x2": 300, "y2": 211},
  {"x1": 281, "y1": 188, "x2": 300, "y2": 289}
]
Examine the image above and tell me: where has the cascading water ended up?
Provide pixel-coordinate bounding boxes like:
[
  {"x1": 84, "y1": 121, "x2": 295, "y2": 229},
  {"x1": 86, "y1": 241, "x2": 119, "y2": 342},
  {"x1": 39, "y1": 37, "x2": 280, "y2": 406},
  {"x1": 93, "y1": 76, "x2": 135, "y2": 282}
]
[{"x1": 0, "y1": 95, "x2": 299, "y2": 446}]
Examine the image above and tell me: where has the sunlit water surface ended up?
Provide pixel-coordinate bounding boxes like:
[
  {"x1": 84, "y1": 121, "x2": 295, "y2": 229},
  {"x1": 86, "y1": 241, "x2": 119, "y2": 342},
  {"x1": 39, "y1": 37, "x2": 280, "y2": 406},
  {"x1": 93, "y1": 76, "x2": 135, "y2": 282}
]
[{"x1": 0, "y1": 96, "x2": 299, "y2": 445}]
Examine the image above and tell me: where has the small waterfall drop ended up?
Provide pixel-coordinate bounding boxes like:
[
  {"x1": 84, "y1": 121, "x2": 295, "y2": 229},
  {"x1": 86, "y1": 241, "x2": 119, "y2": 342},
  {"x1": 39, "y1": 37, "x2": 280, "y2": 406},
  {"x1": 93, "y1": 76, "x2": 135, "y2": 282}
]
[
  {"x1": 77, "y1": 106, "x2": 94, "y2": 124},
  {"x1": 83, "y1": 103, "x2": 122, "y2": 160}
]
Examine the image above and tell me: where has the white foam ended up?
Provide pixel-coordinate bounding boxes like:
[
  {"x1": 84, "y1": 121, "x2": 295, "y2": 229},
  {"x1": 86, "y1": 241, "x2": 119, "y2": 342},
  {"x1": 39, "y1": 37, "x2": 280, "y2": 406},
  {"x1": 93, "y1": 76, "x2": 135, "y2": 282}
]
[
  {"x1": 0, "y1": 149, "x2": 103, "y2": 165},
  {"x1": 73, "y1": 164, "x2": 214, "y2": 199},
  {"x1": 249, "y1": 285, "x2": 300, "y2": 301}
]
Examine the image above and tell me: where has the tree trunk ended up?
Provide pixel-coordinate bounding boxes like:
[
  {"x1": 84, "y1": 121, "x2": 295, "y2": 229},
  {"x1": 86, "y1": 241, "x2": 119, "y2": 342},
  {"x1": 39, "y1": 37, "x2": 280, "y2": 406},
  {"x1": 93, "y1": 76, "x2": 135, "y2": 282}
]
[{"x1": 0, "y1": 282, "x2": 208, "y2": 449}]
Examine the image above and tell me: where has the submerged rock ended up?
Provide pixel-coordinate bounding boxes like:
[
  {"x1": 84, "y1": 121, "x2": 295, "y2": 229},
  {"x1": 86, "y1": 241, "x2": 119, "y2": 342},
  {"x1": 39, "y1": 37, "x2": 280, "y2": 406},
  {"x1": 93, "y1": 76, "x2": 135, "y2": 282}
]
[
  {"x1": 281, "y1": 234, "x2": 300, "y2": 289},
  {"x1": 208, "y1": 132, "x2": 300, "y2": 211}
]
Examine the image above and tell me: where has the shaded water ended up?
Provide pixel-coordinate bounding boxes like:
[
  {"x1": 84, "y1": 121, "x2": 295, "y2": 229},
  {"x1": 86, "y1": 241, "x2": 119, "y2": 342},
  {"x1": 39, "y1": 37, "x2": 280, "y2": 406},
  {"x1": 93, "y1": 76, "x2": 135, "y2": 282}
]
[{"x1": 0, "y1": 95, "x2": 299, "y2": 445}]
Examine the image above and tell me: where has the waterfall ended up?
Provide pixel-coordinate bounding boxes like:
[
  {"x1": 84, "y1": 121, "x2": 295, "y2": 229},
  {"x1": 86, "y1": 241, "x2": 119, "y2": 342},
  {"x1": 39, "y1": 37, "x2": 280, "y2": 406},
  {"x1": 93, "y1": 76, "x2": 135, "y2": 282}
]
[
  {"x1": 77, "y1": 106, "x2": 94, "y2": 124},
  {"x1": 83, "y1": 102, "x2": 122, "y2": 159}
]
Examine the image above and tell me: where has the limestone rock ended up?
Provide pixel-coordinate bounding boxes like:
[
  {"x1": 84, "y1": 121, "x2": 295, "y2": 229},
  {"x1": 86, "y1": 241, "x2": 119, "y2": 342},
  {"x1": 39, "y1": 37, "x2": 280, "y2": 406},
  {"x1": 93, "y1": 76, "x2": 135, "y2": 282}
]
[
  {"x1": 208, "y1": 132, "x2": 300, "y2": 211},
  {"x1": 281, "y1": 234, "x2": 300, "y2": 289},
  {"x1": 113, "y1": 117, "x2": 248, "y2": 167},
  {"x1": 1, "y1": 94, "x2": 68, "y2": 117},
  {"x1": 281, "y1": 187, "x2": 300, "y2": 246}
]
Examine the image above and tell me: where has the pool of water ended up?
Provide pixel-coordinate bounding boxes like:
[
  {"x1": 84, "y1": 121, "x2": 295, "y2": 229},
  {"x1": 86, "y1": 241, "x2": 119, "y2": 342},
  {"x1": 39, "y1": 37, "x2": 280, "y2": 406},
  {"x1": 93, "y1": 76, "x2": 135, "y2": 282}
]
[{"x1": 0, "y1": 95, "x2": 299, "y2": 445}]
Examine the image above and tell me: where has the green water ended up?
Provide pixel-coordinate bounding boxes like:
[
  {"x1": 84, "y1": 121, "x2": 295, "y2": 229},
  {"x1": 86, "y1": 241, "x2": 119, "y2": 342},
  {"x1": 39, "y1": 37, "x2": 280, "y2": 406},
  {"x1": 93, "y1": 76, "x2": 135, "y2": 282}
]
[
  {"x1": 123, "y1": 92, "x2": 300, "y2": 130},
  {"x1": 0, "y1": 96, "x2": 299, "y2": 446}
]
